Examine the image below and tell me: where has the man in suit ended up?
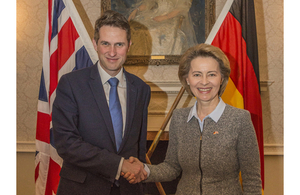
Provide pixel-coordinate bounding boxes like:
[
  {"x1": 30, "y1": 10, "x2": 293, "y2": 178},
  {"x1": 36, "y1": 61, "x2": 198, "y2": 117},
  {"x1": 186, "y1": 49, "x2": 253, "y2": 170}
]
[{"x1": 52, "y1": 10, "x2": 150, "y2": 195}]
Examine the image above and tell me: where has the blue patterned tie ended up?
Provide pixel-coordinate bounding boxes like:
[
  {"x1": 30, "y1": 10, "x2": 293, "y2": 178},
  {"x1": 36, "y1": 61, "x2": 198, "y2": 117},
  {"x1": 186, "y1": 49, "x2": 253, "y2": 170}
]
[{"x1": 108, "y1": 78, "x2": 123, "y2": 151}]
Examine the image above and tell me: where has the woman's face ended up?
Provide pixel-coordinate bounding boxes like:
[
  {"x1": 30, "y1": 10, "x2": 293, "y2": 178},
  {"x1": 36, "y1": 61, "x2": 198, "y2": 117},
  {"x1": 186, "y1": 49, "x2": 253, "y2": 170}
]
[{"x1": 186, "y1": 56, "x2": 222, "y2": 104}]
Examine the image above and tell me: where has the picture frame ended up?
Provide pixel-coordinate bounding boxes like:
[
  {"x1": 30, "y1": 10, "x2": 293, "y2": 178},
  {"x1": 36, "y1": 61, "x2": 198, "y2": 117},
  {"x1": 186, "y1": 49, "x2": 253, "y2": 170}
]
[{"x1": 101, "y1": 0, "x2": 215, "y2": 65}]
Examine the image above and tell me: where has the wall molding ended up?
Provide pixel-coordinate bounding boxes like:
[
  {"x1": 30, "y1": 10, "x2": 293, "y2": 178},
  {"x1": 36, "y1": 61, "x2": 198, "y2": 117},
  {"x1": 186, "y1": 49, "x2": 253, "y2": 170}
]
[
  {"x1": 17, "y1": 141, "x2": 36, "y2": 153},
  {"x1": 17, "y1": 141, "x2": 283, "y2": 155},
  {"x1": 260, "y1": 80, "x2": 274, "y2": 92},
  {"x1": 146, "y1": 80, "x2": 182, "y2": 93},
  {"x1": 264, "y1": 144, "x2": 284, "y2": 155}
]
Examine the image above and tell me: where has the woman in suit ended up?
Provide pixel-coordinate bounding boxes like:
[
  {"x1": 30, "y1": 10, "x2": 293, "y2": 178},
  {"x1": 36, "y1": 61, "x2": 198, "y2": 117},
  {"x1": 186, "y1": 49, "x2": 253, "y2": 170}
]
[{"x1": 124, "y1": 43, "x2": 262, "y2": 194}]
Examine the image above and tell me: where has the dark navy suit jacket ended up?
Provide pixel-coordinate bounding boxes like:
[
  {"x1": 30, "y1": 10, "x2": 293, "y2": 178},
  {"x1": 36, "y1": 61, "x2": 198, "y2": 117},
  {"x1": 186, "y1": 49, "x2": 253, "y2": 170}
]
[{"x1": 52, "y1": 64, "x2": 151, "y2": 195}]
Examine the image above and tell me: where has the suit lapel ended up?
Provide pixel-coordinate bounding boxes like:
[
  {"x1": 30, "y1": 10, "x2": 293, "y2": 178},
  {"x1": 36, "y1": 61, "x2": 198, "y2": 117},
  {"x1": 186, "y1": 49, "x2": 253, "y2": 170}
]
[
  {"x1": 118, "y1": 71, "x2": 137, "y2": 152},
  {"x1": 88, "y1": 65, "x2": 117, "y2": 148}
]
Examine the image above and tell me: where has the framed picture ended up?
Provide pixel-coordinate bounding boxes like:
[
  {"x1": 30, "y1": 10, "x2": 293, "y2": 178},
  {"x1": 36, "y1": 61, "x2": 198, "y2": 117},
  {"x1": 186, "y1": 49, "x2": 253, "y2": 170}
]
[{"x1": 101, "y1": 0, "x2": 215, "y2": 65}]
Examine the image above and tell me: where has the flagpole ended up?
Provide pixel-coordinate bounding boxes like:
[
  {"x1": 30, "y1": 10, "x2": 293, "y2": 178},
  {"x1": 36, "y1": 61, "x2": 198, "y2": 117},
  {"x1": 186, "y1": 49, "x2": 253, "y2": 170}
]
[
  {"x1": 205, "y1": 0, "x2": 234, "y2": 44},
  {"x1": 146, "y1": 87, "x2": 185, "y2": 159},
  {"x1": 65, "y1": 0, "x2": 98, "y2": 63},
  {"x1": 145, "y1": 87, "x2": 185, "y2": 195}
]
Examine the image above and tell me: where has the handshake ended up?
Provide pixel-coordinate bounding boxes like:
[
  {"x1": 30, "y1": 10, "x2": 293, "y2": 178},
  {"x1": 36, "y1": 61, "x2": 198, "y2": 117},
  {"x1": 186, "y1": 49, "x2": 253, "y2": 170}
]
[{"x1": 121, "y1": 157, "x2": 148, "y2": 184}]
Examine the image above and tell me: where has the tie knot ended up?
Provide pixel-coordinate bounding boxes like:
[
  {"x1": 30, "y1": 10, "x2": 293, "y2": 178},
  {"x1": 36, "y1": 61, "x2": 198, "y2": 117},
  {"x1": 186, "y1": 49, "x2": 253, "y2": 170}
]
[{"x1": 108, "y1": 77, "x2": 119, "y2": 87}]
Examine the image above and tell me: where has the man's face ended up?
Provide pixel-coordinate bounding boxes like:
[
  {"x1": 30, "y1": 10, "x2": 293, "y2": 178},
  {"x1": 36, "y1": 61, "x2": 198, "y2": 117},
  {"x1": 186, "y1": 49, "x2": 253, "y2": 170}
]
[{"x1": 93, "y1": 26, "x2": 131, "y2": 76}]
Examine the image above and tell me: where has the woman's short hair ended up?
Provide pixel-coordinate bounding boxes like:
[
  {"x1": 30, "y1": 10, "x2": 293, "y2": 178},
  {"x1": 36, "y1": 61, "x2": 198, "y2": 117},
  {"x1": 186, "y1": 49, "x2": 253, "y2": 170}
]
[
  {"x1": 94, "y1": 10, "x2": 131, "y2": 44},
  {"x1": 178, "y1": 43, "x2": 231, "y2": 97}
]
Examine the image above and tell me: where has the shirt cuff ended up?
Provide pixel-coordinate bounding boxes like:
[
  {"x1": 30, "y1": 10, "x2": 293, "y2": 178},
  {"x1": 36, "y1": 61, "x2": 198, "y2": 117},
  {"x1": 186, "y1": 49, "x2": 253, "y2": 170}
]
[
  {"x1": 115, "y1": 157, "x2": 124, "y2": 180},
  {"x1": 144, "y1": 163, "x2": 150, "y2": 178}
]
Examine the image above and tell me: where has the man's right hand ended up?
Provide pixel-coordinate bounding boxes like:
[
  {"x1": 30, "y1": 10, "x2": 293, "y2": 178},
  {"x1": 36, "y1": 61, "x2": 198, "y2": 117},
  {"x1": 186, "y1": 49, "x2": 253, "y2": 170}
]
[{"x1": 121, "y1": 157, "x2": 147, "y2": 184}]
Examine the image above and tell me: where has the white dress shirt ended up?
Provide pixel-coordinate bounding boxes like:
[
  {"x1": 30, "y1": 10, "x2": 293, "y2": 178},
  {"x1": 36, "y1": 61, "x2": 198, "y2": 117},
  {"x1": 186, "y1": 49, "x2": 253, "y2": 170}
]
[
  {"x1": 187, "y1": 98, "x2": 226, "y2": 132},
  {"x1": 97, "y1": 62, "x2": 127, "y2": 180}
]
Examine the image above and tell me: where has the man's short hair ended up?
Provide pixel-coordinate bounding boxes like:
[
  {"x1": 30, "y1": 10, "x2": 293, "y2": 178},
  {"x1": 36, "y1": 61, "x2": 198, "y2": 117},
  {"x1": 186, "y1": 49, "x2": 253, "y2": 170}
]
[{"x1": 94, "y1": 10, "x2": 131, "y2": 44}]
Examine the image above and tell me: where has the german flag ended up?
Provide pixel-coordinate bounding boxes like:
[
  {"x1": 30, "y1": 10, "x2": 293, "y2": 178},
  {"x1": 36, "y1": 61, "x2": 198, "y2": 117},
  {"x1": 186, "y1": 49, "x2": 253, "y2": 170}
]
[{"x1": 206, "y1": 0, "x2": 264, "y2": 193}]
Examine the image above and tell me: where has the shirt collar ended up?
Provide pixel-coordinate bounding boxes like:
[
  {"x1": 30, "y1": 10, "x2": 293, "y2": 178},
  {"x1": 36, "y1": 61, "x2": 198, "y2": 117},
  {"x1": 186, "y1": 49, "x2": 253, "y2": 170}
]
[
  {"x1": 187, "y1": 98, "x2": 226, "y2": 123},
  {"x1": 97, "y1": 61, "x2": 126, "y2": 87}
]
